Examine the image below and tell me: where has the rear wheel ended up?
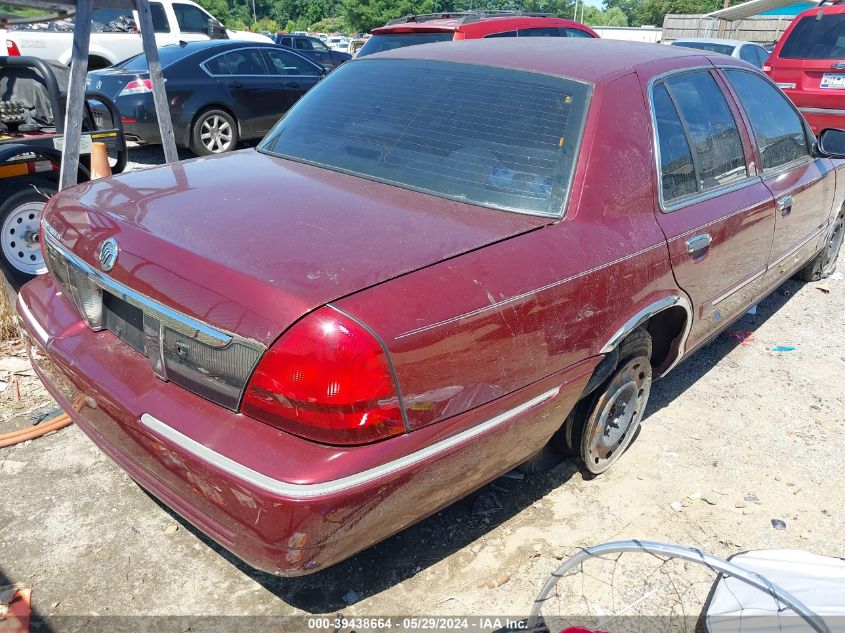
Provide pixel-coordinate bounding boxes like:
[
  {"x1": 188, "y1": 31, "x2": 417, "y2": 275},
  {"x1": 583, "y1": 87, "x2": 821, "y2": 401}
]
[
  {"x1": 0, "y1": 178, "x2": 55, "y2": 289},
  {"x1": 799, "y1": 209, "x2": 844, "y2": 281},
  {"x1": 190, "y1": 109, "x2": 239, "y2": 156},
  {"x1": 576, "y1": 328, "x2": 652, "y2": 475}
]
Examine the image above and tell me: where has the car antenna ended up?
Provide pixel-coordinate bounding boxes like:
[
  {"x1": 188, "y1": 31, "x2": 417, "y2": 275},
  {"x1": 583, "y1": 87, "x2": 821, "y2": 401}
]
[{"x1": 179, "y1": 39, "x2": 188, "y2": 46}]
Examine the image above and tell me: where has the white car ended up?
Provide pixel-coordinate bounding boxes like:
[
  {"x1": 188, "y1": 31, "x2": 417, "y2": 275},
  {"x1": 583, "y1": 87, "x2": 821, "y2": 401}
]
[
  {"x1": 3, "y1": 0, "x2": 261, "y2": 70},
  {"x1": 326, "y1": 35, "x2": 348, "y2": 52},
  {"x1": 670, "y1": 38, "x2": 770, "y2": 68}
]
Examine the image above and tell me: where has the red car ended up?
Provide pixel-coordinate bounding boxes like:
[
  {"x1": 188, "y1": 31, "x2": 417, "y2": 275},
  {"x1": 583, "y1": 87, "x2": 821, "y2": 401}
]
[
  {"x1": 356, "y1": 10, "x2": 597, "y2": 58},
  {"x1": 765, "y1": 0, "x2": 845, "y2": 134},
  {"x1": 18, "y1": 39, "x2": 845, "y2": 576}
]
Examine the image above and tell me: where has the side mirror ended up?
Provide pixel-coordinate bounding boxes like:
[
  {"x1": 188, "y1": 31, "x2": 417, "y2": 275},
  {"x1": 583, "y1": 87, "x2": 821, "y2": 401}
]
[
  {"x1": 207, "y1": 18, "x2": 226, "y2": 39},
  {"x1": 815, "y1": 128, "x2": 845, "y2": 159}
]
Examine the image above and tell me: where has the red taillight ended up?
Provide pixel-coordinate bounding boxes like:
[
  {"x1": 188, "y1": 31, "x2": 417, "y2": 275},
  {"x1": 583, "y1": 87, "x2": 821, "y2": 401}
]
[
  {"x1": 118, "y1": 78, "x2": 153, "y2": 96},
  {"x1": 6, "y1": 40, "x2": 21, "y2": 56},
  {"x1": 241, "y1": 307, "x2": 404, "y2": 445}
]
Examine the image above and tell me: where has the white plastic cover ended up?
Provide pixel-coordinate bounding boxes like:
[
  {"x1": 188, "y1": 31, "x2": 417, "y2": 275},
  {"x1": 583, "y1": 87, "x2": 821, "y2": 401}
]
[{"x1": 706, "y1": 549, "x2": 845, "y2": 633}]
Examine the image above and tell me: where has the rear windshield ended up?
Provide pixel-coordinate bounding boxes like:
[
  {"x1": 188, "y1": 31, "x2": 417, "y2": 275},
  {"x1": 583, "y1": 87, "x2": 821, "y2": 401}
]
[
  {"x1": 259, "y1": 59, "x2": 590, "y2": 217},
  {"x1": 356, "y1": 33, "x2": 454, "y2": 57},
  {"x1": 672, "y1": 41, "x2": 735, "y2": 56},
  {"x1": 780, "y1": 13, "x2": 845, "y2": 59},
  {"x1": 116, "y1": 45, "x2": 194, "y2": 70}
]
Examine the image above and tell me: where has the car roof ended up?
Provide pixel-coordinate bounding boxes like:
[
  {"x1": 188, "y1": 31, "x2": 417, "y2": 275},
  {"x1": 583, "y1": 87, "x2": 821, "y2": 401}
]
[
  {"x1": 672, "y1": 37, "x2": 755, "y2": 47},
  {"x1": 372, "y1": 14, "x2": 589, "y2": 34},
  {"x1": 794, "y1": 1, "x2": 845, "y2": 16},
  {"x1": 362, "y1": 38, "x2": 740, "y2": 84}
]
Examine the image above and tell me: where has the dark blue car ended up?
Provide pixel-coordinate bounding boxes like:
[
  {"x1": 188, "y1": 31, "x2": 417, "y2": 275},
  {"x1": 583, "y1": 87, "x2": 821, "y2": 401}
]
[
  {"x1": 88, "y1": 40, "x2": 325, "y2": 155},
  {"x1": 272, "y1": 34, "x2": 352, "y2": 70}
]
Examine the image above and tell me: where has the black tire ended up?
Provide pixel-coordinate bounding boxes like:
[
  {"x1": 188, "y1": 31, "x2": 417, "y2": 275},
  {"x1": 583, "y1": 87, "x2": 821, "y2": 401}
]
[
  {"x1": 518, "y1": 443, "x2": 565, "y2": 474},
  {"x1": 798, "y1": 209, "x2": 844, "y2": 282},
  {"x1": 569, "y1": 328, "x2": 652, "y2": 475},
  {"x1": 189, "y1": 108, "x2": 239, "y2": 156},
  {"x1": 0, "y1": 177, "x2": 56, "y2": 290}
]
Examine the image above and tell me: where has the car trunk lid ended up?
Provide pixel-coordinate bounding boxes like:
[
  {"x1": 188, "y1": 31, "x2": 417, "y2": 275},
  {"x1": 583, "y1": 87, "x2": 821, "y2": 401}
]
[{"x1": 42, "y1": 148, "x2": 550, "y2": 348}]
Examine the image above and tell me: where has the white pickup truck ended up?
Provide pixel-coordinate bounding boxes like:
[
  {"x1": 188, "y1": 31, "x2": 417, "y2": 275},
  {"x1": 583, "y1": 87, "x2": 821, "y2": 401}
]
[{"x1": 2, "y1": 0, "x2": 271, "y2": 70}]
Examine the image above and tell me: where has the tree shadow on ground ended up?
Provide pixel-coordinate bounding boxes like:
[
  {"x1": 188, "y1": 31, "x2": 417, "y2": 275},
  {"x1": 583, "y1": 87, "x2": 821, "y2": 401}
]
[{"x1": 148, "y1": 279, "x2": 806, "y2": 613}]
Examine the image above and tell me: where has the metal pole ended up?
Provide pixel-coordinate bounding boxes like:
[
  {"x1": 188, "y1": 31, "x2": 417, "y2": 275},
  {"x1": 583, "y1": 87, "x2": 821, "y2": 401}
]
[
  {"x1": 134, "y1": 0, "x2": 178, "y2": 163},
  {"x1": 58, "y1": 0, "x2": 92, "y2": 190}
]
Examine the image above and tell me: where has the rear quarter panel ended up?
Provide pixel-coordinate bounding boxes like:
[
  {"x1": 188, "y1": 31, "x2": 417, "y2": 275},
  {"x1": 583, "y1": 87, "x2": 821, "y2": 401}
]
[{"x1": 335, "y1": 72, "x2": 678, "y2": 433}]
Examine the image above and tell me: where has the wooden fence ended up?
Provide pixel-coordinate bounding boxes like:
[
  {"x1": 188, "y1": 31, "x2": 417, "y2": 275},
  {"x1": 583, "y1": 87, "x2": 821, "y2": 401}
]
[{"x1": 662, "y1": 13, "x2": 796, "y2": 45}]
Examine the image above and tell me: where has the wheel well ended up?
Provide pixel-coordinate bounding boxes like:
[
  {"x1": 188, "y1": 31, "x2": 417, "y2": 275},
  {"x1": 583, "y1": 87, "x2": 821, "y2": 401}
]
[
  {"x1": 643, "y1": 305, "x2": 689, "y2": 375},
  {"x1": 86, "y1": 56, "x2": 112, "y2": 72}
]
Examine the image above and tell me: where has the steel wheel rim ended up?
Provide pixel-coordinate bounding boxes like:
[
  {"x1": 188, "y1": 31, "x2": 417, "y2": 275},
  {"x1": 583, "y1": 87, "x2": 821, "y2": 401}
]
[
  {"x1": 824, "y1": 213, "x2": 844, "y2": 272},
  {"x1": 585, "y1": 356, "x2": 651, "y2": 474},
  {"x1": 200, "y1": 115, "x2": 233, "y2": 153},
  {"x1": 2, "y1": 200, "x2": 47, "y2": 275}
]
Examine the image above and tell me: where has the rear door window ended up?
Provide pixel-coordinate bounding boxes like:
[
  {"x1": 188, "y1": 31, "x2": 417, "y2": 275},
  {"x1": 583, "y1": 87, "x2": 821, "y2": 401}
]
[
  {"x1": 173, "y1": 3, "x2": 210, "y2": 33},
  {"x1": 663, "y1": 71, "x2": 748, "y2": 192},
  {"x1": 723, "y1": 70, "x2": 809, "y2": 171},
  {"x1": 484, "y1": 30, "x2": 517, "y2": 38},
  {"x1": 264, "y1": 49, "x2": 319, "y2": 75},
  {"x1": 779, "y1": 14, "x2": 845, "y2": 59},
  {"x1": 518, "y1": 27, "x2": 562, "y2": 37},
  {"x1": 222, "y1": 49, "x2": 268, "y2": 75},
  {"x1": 259, "y1": 59, "x2": 590, "y2": 217},
  {"x1": 561, "y1": 28, "x2": 593, "y2": 37},
  {"x1": 653, "y1": 83, "x2": 698, "y2": 202}
]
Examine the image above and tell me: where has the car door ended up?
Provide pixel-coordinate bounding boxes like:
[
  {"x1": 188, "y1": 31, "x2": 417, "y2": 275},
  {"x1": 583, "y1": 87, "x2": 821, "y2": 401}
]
[
  {"x1": 649, "y1": 69, "x2": 777, "y2": 349},
  {"x1": 262, "y1": 48, "x2": 322, "y2": 116},
  {"x1": 721, "y1": 68, "x2": 834, "y2": 284},
  {"x1": 171, "y1": 2, "x2": 215, "y2": 41},
  {"x1": 209, "y1": 48, "x2": 289, "y2": 137}
]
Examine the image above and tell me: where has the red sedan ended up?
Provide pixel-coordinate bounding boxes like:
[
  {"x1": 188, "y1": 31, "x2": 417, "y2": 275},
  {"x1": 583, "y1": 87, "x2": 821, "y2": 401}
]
[{"x1": 18, "y1": 39, "x2": 845, "y2": 575}]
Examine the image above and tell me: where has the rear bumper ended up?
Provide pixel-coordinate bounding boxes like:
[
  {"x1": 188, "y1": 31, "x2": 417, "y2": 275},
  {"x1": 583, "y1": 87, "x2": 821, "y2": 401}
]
[
  {"x1": 797, "y1": 107, "x2": 845, "y2": 135},
  {"x1": 17, "y1": 274, "x2": 592, "y2": 575}
]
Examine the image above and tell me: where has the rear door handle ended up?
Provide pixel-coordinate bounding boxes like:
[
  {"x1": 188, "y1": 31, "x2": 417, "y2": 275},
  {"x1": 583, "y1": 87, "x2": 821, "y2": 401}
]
[
  {"x1": 686, "y1": 233, "x2": 712, "y2": 255},
  {"x1": 777, "y1": 195, "x2": 794, "y2": 216}
]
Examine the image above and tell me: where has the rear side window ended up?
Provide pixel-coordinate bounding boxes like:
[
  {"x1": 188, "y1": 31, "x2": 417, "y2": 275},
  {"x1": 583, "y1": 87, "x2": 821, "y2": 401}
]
[
  {"x1": 264, "y1": 49, "x2": 318, "y2": 75},
  {"x1": 519, "y1": 27, "x2": 561, "y2": 37},
  {"x1": 663, "y1": 71, "x2": 747, "y2": 192},
  {"x1": 223, "y1": 49, "x2": 268, "y2": 75},
  {"x1": 779, "y1": 14, "x2": 845, "y2": 59},
  {"x1": 653, "y1": 83, "x2": 698, "y2": 202},
  {"x1": 278, "y1": 36, "x2": 293, "y2": 48},
  {"x1": 672, "y1": 41, "x2": 735, "y2": 56},
  {"x1": 173, "y1": 3, "x2": 210, "y2": 33},
  {"x1": 739, "y1": 45, "x2": 758, "y2": 65},
  {"x1": 356, "y1": 33, "x2": 454, "y2": 57},
  {"x1": 260, "y1": 59, "x2": 590, "y2": 217},
  {"x1": 562, "y1": 28, "x2": 593, "y2": 37},
  {"x1": 150, "y1": 3, "x2": 169, "y2": 32},
  {"x1": 723, "y1": 70, "x2": 809, "y2": 171},
  {"x1": 485, "y1": 30, "x2": 517, "y2": 38}
]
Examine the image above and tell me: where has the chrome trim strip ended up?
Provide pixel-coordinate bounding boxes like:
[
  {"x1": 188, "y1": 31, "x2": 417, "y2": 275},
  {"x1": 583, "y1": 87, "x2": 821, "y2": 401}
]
[
  {"x1": 769, "y1": 226, "x2": 825, "y2": 269},
  {"x1": 711, "y1": 267, "x2": 765, "y2": 306},
  {"x1": 17, "y1": 294, "x2": 48, "y2": 345},
  {"x1": 600, "y1": 295, "x2": 690, "y2": 354},
  {"x1": 799, "y1": 107, "x2": 845, "y2": 117},
  {"x1": 139, "y1": 386, "x2": 561, "y2": 499},
  {"x1": 42, "y1": 230, "x2": 244, "y2": 349}
]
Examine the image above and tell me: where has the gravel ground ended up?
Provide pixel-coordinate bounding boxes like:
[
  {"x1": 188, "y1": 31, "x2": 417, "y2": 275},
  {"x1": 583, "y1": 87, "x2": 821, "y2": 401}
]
[{"x1": 0, "y1": 146, "x2": 843, "y2": 628}]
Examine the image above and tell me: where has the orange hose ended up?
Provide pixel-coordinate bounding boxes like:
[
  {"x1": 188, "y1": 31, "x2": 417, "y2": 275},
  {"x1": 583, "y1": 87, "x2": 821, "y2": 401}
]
[{"x1": 0, "y1": 413, "x2": 72, "y2": 447}]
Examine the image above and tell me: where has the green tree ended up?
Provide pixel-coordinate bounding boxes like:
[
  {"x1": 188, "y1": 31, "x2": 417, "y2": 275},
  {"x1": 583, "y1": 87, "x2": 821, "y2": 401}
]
[{"x1": 636, "y1": 0, "x2": 730, "y2": 27}]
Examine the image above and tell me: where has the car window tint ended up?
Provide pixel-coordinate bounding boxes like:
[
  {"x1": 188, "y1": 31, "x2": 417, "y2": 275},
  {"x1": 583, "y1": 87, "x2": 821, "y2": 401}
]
[
  {"x1": 356, "y1": 33, "x2": 454, "y2": 56},
  {"x1": 664, "y1": 71, "x2": 747, "y2": 190},
  {"x1": 779, "y1": 14, "x2": 845, "y2": 59},
  {"x1": 562, "y1": 28, "x2": 593, "y2": 37},
  {"x1": 484, "y1": 30, "x2": 517, "y2": 38},
  {"x1": 223, "y1": 49, "x2": 268, "y2": 75},
  {"x1": 150, "y1": 2, "x2": 170, "y2": 32},
  {"x1": 739, "y1": 45, "x2": 758, "y2": 65},
  {"x1": 278, "y1": 36, "x2": 293, "y2": 47},
  {"x1": 204, "y1": 53, "x2": 231, "y2": 75},
  {"x1": 723, "y1": 70, "x2": 809, "y2": 171},
  {"x1": 260, "y1": 59, "x2": 590, "y2": 217},
  {"x1": 311, "y1": 39, "x2": 330, "y2": 51},
  {"x1": 295, "y1": 38, "x2": 312, "y2": 50},
  {"x1": 518, "y1": 27, "x2": 561, "y2": 37},
  {"x1": 264, "y1": 49, "x2": 317, "y2": 75},
  {"x1": 173, "y1": 3, "x2": 210, "y2": 33},
  {"x1": 671, "y1": 41, "x2": 735, "y2": 56},
  {"x1": 653, "y1": 83, "x2": 698, "y2": 202},
  {"x1": 755, "y1": 46, "x2": 769, "y2": 67}
]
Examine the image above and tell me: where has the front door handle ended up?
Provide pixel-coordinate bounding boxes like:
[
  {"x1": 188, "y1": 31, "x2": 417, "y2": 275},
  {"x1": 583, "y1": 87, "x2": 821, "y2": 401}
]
[
  {"x1": 777, "y1": 195, "x2": 794, "y2": 217},
  {"x1": 686, "y1": 233, "x2": 712, "y2": 255}
]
